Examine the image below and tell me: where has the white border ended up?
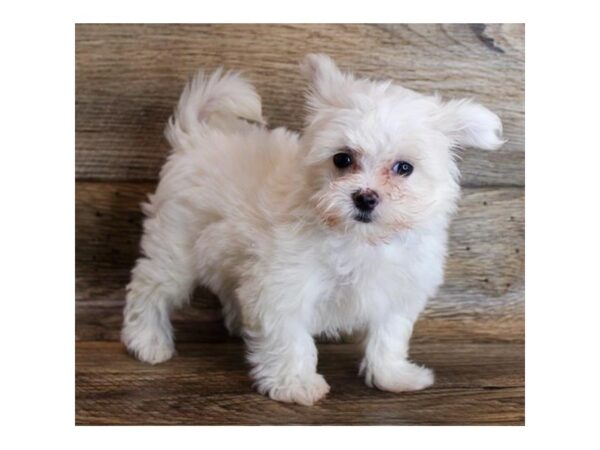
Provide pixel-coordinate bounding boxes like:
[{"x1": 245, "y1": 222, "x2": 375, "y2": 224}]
[{"x1": 3, "y1": 0, "x2": 600, "y2": 448}]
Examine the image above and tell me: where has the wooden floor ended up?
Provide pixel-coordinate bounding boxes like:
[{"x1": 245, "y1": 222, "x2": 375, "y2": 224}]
[
  {"x1": 76, "y1": 338, "x2": 524, "y2": 425},
  {"x1": 75, "y1": 24, "x2": 525, "y2": 425},
  {"x1": 76, "y1": 294, "x2": 524, "y2": 425}
]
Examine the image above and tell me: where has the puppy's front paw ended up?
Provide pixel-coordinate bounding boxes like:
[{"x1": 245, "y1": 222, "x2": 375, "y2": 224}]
[
  {"x1": 364, "y1": 360, "x2": 434, "y2": 393},
  {"x1": 133, "y1": 340, "x2": 175, "y2": 365},
  {"x1": 121, "y1": 323, "x2": 175, "y2": 365},
  {"x1": 260, "y1": 373, "x2": 331, "y2": 406}
]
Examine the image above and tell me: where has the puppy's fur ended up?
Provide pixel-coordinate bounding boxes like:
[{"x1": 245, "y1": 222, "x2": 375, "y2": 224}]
[{"x1": 122, "y1": 54, "x2": 503, "y2": 405}]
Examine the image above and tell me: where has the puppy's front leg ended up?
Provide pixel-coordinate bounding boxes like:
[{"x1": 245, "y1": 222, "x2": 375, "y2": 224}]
[
  {"x1": 246, "y1": 322, "x2": 329, "y2": 406},
  {"x1": 360, "y1": 314, "x2": 434, "y2": 392}
]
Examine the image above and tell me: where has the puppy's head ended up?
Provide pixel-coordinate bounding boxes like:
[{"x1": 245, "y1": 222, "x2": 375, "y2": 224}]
[{"x1": 300, "y1": 54, "x2": 503, "y2": 242}]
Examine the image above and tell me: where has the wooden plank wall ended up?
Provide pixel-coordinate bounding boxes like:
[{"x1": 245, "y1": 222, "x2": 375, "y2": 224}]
[{"x1": 75, "y1": 24, "x2": 525, "y2": 343}]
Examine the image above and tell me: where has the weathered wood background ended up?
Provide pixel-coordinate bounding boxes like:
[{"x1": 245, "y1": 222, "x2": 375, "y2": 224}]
[{"x1": 75, "y1": 23, "x2": 525, "y2": 425}]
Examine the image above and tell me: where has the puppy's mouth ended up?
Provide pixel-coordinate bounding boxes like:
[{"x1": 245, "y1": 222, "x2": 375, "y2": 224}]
[{"x1": 353, "y1": 213, "x2": 373, "y2": 223}]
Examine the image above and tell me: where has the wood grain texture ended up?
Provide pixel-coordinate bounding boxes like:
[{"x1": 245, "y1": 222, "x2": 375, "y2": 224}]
[
  {"x1": 75, "y1": 23, "x2": 524, "y2": 186},
  {"x1": 76, "y1": 340, "x2": 524, "y2": 425},
  {"x1": 75, "y1": 181, "x2": 524, "y2": 342}
]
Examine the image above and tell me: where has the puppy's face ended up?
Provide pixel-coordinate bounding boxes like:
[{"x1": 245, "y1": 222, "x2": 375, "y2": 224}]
[{"x1": 300, "y1": 54, "x2": 504, "y2": 242}]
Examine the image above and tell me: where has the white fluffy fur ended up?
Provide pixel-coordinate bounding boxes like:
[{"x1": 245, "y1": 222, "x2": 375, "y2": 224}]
[{"x1": 122, "y1": 54, "x2": 503, "y2": 406}]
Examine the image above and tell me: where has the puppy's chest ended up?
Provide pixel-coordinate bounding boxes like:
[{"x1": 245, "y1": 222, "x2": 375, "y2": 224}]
[
  {"x1": 322, "y1": 241, "x2": 406, "y2": 281},
  {"x1": 319, "y1": 242, "x2": 407, "y2": 305}
]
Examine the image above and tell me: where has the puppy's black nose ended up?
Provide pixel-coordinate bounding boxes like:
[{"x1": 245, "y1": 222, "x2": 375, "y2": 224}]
[{"x1": 352, "y1": 189, "x2": 379, "y2": 212}]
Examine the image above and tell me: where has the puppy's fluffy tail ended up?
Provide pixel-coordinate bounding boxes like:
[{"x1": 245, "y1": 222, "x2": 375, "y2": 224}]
[{"x1": 166, "y1": 68, "x2": 264, "y2": 144}]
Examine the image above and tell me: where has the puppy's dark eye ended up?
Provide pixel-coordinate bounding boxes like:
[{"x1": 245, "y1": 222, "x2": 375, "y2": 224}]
[
  {"x1": 392, "y1": 161, "x2": 414, "y2": 177},
  {"x1": 333, "y1": 152, "x2": 353, "y2": 169}
]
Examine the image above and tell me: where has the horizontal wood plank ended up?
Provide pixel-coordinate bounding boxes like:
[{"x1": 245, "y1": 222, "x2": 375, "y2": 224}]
[
  {"x1": 75, "y1": 299, "x2": 524, "y2": 345},
  {"x1": 75, "y1": 182, "x2": 524, "y2": 341},
  {"x1": 76, "y1": 23, "x2": 524, "y2": 186},
  {"x1": 76, "y1": 340, "x2": 524, "y2": 425}
]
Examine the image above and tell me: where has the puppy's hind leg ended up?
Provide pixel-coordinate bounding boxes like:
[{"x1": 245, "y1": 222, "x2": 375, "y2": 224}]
[{"x1": 122, "y1": 212, "x2": 196, "y2": 365}]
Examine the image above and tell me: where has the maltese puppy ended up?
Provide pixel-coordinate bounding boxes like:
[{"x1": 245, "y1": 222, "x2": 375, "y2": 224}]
[{"x1": 122, "y1": 54, "x2": 503, "y2": 405}]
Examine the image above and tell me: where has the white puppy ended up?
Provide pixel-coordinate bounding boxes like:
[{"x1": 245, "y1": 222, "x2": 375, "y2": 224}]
[{"x1": 122, "y1": 54, "x2": 503, "y2": 405}]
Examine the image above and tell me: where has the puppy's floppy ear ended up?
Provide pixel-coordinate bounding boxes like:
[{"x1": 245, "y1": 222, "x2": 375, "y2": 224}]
[
  {"x1": 435, "y1": 99, "x2": 505, "y2": 150},
  {"x1": 300, "y1": 53, "x2": 353, "y2": 109}
]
